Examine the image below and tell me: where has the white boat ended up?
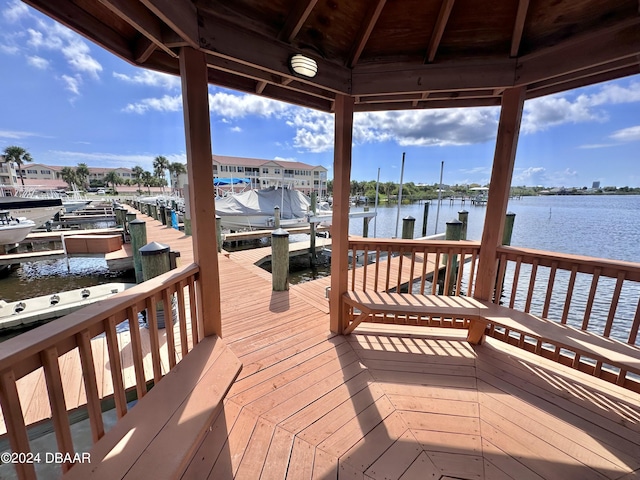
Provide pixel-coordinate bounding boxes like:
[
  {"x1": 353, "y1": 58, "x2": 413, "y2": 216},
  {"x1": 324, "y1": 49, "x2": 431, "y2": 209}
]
[
  {"x1": 0, "y1": 210, "x2": 35, "y2": 245},
  {"x1": 0, "y1": 196, "x2": 64, "y2": 228},
  {"x1": 215, "y1": 188, "x2": 315, "y2": 231},
  {"x1": 0, "y1": 282, "x2": 136, "y2": 331}
]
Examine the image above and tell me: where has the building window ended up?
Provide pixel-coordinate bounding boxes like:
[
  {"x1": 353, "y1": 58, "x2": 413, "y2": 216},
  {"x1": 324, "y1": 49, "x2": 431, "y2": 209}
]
[
  {"x1": 237, "y1": 166, "x2": 244, "y2": 172},
  {"x1": 221, "y1": 165, "x2": 228, "y2": 172},
  {"x1": 274, "y1": 169, "x2": 280, "y2": 175},
  {"x1": 27, "y1": 169, "x2": 38, "y2": 174},
  {"x1": 40, "y1": 169, "x2": 51, "y2": 175},
  {"x1": 262, "y1": 167, "x2": 269, "y2": 174}
]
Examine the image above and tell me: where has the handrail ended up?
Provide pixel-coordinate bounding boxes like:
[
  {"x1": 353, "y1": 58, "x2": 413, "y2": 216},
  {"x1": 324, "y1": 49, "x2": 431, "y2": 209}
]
[{"x1": 0, "y1": 262, "x2": 201, "y2": 479}]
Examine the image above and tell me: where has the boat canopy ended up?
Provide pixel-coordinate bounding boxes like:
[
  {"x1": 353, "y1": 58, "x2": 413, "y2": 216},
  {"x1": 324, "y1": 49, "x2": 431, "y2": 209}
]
[
  {"x1": 213, "y1": 177, "x2": 251, "y2": 186},
  {"x1": 215, "y1": 188, "x2": 311, "y2": 219}
]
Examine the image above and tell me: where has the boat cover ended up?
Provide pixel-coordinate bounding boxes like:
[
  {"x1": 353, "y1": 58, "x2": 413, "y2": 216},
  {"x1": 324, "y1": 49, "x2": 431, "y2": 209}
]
[{"x1": 215, "y1": 188, "x2": 311, "y2": 219}]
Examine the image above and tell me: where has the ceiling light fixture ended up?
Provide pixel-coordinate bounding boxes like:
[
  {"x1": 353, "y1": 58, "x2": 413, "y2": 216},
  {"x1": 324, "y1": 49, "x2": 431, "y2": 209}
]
[{"x1": 289, "y1": 54, "x2": 318, "y2": 78}]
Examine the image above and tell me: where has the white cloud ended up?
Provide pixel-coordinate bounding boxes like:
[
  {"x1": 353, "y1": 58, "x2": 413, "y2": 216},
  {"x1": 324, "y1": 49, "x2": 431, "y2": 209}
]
[
  {"x1": 2, "y1": 0, "x2": 29, "y2": 22},
  {"x1": 0, "y1": 43, "x2": 19, "y2": 54},
  {"x1": 230, "y1": 126, "x2": 242, "y2": 133},
  {"x1": 61, "y1": 39, "x2": 102, "y2": 78},
  {"x1": 48, "y1": 150, "x2": 186, "y2": 170},
  {"x1": 579, "y1": 143, "x2": 617, "y2": 149},
  {"x1": 61, "y1": 74, "x2": 81, "y2": 95},
  {"x1": 0, "y1": 130, "x2": 38, "y2": 139},
  {"x1": 27, "y1": 55, "x2": 48, "y2": 69},
  {"x1": 208, "y1": 92, "x2": 290, "y2": 118},
  {"x1": 113, "y1": 70, "x2": 181, "y2": 90},
  {"x1": 274, "y1": 156, "x2": 296, "y2": 162},
  {"x1": 123, "y1": 95, "x2": 182, "y2": 114},
  {"x1": 513, "y1": 166, "x2": 548, "y2": 185},
  {"x1": 610, "y1": 125, "x2": 640, "y2": 142}
]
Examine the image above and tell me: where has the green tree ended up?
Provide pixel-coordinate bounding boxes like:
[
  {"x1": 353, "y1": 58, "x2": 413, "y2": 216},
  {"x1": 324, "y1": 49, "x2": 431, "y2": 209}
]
[
  {"x1": 153, "y1": 155, "x2": 169, "y2": 192},
  {"x1": 3, "y1": 145, "x2": 33, "y2": 185},
  {"x1": 60, "y1": 166, "x2": 78, "y2": 188},
  {"x1": 132, "y1": 165, "x2": 144, "y2": 190},
  {"x1": 168, "y1": 162, "x2": 186, "y2": 192},
  {"x1": 76, "y1": 163, "x2": 90, "y2": 189},
  {"x1": 104, "y1": 170, "x2": 123, "y2": 191},
  {"x1": 141, "y1": 170, "x2": 154, "y2": 194}
]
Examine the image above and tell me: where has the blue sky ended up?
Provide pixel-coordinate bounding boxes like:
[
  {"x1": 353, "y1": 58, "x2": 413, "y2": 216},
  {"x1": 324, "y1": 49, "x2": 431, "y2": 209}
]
[{"x1": 1, "y1": 0, "x2": 639, "y2": 188}]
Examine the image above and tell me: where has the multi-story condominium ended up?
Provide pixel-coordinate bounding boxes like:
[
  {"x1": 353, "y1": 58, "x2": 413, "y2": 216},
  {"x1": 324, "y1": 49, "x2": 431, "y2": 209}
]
[{"x1": 209, "y1": 155, "x2": 328, "y2": 197}]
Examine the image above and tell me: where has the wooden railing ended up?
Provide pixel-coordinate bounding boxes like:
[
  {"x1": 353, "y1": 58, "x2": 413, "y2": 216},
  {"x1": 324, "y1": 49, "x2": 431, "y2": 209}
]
[
  {"x1": 493, "y1": 246, "x2": 640, "y2": 387},
  {"x1": 347, "y1": 238, "x2": 481, "y2": 327},
  {"x1": 0, "y1": 263, "x2": 200, "y2": 479}
]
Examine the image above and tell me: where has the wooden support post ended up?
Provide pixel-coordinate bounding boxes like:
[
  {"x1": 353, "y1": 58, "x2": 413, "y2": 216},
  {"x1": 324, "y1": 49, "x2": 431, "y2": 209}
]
[
  {"x1": 159, "y1": 205, "x2": 167, "y2": 225},
  {"x1": 422, "y1": 201, "x2": 429, "y2": 237},
  {"x1": 402, "y1": 216, "x2": 415, "y2": 239},
  {"x1": 458, "y1": 210, "x2": 468, "y2": 240},
  {"x1": 129, "y1": 219, "x2": 147, "y2": 284},
  {"x1": 362, "y1": 206, "x2": 370, "y2": 238},
  {"x1": 469, "y1": 86, "x2": 525, "y2": 344},
  {"x1": 183, "y1": 182, "x2": 192, "y2": 236},
  {"x1": 180, "y1": 46, "x2": 222, "y2": 337},
  {"x1": 274, "y1": 206, "x2": 281, "y2": 229},
  {"x1": 444, "y1": 219, "x2": 462, "y2": 295},
  {"x1": 502, "y1": 212, "x2": 516, "y2": 246},
  {"x1": 329, "y1": 94, "x2": 354, "y2": 334},
  {"x1": 140, "y1": 241, "x2": 173, "y2": 329},
  {"x1": 272, "y1": 228, "x2": 289, "y2": 291},
  {"x1": 310, "y1": 192, "x2": 316, "y2": 266}
]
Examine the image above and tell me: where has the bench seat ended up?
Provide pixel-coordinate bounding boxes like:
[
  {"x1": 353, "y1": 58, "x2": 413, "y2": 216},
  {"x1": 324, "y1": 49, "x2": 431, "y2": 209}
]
[
  {"x1": 64, "y1": 335, "x2": 242, "y2": 480},
  {"x1": 343, "y1": 291, "x2": 640, "y2": 377}
]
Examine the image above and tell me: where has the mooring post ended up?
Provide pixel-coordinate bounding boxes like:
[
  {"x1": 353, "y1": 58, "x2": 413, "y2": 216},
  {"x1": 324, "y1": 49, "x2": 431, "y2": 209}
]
[
  {"x1": 164, "y1": 207, "x2": 173, "y2": 227},
  {"x1": 502, "y1": 212, "x2": 516, "y2": 246},
  {"x1": 125, "y1": 212, "x2": 136, "y2": 241},
  {"x1": 421, "y1": 202, "x2": 430, "y2": 237},
  {"x1": 159, "y1": 205, "x2": 167, "y2": 225},
  {"x1": 140, "y1": 241, "x2": 172, "y2": 329},
  {"x1": 402, "y1": 216, "x2": 415, "y2": 239},
  {"x1": 272, "y1": 228, "x2": 289, "y2": 291},
  {"x1": 129, "y1": 219, "x2": 147, "y2": 284},
  {"x1": 216, "y1": 215, "x2": 222, "y2": 252},
  {"x1": 150, "y1": 204, "x2": 157, "y2": 220},
  {"x1": 441, "y1": 218, "x2": 463, "y2": 294},
  {"x1": 309, "y1": 192, "x2": 317, "y2": 266},
  {"x1": 362, "y1": 206, "x2": 370, "y2": 238},
  {"x1": 458, "y1": 210, "x2": 469, "y2": 240},
  {"x1": 274, "y1": 206, "x2": 280, "y2": 229}
]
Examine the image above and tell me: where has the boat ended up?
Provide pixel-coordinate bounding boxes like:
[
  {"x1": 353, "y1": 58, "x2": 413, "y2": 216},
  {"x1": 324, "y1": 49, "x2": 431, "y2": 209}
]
[
  {"x1": 0, "y1": 196, "x2": 64, "y2": 228},
  {"x1": 16, "y1": 185, "x2": 92, "y2": 213},
  {"x1": 470, "y1": 186, "x2": 489, "y2": 205},
  {"x1": 215, "y1": 187, "x2": 316, "y2": 231},
  {"x1": 0, "y1": 210, "x2": 35, "y2": 245},
  {"x1": 0, "y1": 282, "x2": 136, "y2": 332}
]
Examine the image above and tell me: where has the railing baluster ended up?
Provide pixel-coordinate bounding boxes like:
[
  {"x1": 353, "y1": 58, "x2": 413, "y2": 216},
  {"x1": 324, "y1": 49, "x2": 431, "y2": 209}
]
[
  {"x1": 603, "y1": 272, "x2": 625, "y2": 338},
  {"x1": 351, "y1": 245, "x2": 357, "y2": 291},
  {"x1": 397, "y1": 247, "x2": 404, "y2": 292},
  {"x1": 0, "y1": 369, "x2": 37, "y2": 480},
  {"x1": 188, "y1": 275, "x2": 199, "y2": 346},
  {"x1": 176, "y1": 280, "x2": 189, "y2": 357},
  {"x1": 163, "y1": 288, "x2": 177, "y2": 370},
  {"x1": 409, "y1": 249, "x2": 416, "y2": 291},
  {"x1": 561, "y1": 266, "x2": 578, "y2": 324},
  {"x1": 362, "y1": 245, "x2": 369, "y2": 292},
  {"x1": 145, "y1": 297, "x2": 163, "y2": 383},
  {"x1": 524, "y1": 259, "x2": 538, "y2": 313},
  {"x1": 385, "y1": 247, "x2": 392, "y2": 291},
  {"x1": 542, "y1": 261, "x2": 558, "y2": 318},
  {"x1": 125, "y1": 306, "x2": 147, "y2": 400},
  {"x1": 104, "y1": 316, "x2": 127, "y2": 419},
  {"x1": 467, "y1": 250, "x2": 478, "y2": 297},
  {"x1": 41, "y1": 346, "x2": 75, "y2": 472},
  {"x1": 420, "y1": 247, "x2": 428, "y2": 295},
  {"x1": 581, "y1": 267, "x2": 601, "y2": 331},
  {"x1": 456, "y1": 251, "x2": 466, "y2": 296},
  {"x1": 618, "y1": 296, "x2": 640, "y2": 386},
  {"x1": 495, "y1": 252, "x2": 508, "y2": 304},
  {"x1": 76, "y1": 330, "x2": 105, "y2": 443},
  {"x1": 374, "y1": 248, "x2": 381, "y2": 292},
  {"x1": 431, "y1": 251, "x2": 441, "y2": 295},
  {"x1": 509, "y1": 256, "x2": 522, "y2": 308},
  {"x1": 443, "y1": 248, "x2": 454, "y2": 296}
]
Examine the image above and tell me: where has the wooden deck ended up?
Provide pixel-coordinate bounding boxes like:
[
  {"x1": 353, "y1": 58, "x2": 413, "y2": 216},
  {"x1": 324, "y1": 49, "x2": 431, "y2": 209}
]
[{"x1": 188, "y1": 253, "x2": 640, "y2": 480}]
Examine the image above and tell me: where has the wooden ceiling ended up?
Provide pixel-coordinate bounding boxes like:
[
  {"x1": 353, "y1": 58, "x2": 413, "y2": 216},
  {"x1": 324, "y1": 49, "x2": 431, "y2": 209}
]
[{"x1": 24, "y1": 0, "x2": 640, "y2": 112}]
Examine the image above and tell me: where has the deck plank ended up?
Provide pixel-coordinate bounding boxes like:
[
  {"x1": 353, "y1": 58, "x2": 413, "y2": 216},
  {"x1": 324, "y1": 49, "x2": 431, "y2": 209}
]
[{"x1": 260, "y1": 426, "x2": 295, "y2": 480}]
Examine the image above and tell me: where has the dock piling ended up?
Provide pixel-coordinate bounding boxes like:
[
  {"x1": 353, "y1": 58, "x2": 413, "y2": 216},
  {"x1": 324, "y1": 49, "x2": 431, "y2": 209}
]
[
  {"x1": 441, "y1": 219, "x2": 463, "y2": 294},
  {"x1": 402, "y1": 216, "x2": 415, "y2": 239},
  {"x1": 140, "y1": 241, "x2": 173, "y2": 329},
  {"x1": 309, "y1": 193, "x2": 317, "y2": 266},
  {"x1": 216, "y1": 215, "x2": 222, "y2": 253},
  {"x1": 421, "y1": 202, "x2": 430, "y2": 237},
  {"x1": 272, "y1": 228, "x2": 289, "y2": 291},
  {"x1": 458, "y1": 210, "x2": 469, "y2": 240},
  {"x1": 363, "y1": 207, "x2": 370, "y2": 238},
  {"x1": 129, "y1": 219, "x2": 147, "y2": 284}
]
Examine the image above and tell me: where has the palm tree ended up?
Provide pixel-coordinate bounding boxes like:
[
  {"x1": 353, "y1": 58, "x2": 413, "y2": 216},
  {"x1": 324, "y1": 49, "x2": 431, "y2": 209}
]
[
  {"x1": 132, "y1": 165, "x2": 144, "y2": 191},
  {"x1": 141, "y1": 170, "x2": 154, "y2": 194},
  {"x1": 76, "y1": 163, "x2": 90, "y2": 190},
  {"x1": 3, "y1": 146, "x2": 33, "y2": 185},
  {"x1": 60, "y1": 167, "x2": 78, "y2": 188},
  {"x1": 153, "y1": 155, "x2": 169, "y2": 192},
  {"x1": 168, "y1": 162, "x2": 186, "y2": 193},
  {"x1": 104, "y1": 171, "x2": 123, "y2": 192}
]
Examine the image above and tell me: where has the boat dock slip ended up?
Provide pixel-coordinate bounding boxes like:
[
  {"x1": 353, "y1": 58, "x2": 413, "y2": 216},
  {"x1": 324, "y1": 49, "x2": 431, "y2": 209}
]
[
  {"x1": 223, "y1": 224, "x2": 329, "y2": 243},
  {"x1": 19, "y1": 227, "x2": 123, "y2": 244}
]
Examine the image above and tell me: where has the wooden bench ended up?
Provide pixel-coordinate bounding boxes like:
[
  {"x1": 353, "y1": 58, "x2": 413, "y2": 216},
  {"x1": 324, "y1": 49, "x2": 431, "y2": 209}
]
[
  {"x1": 343, "y1": 291, "x2": 640, "y2": 378},
  {"x1": 64, "y1": 335, "x2": 242, "y2": 480}
]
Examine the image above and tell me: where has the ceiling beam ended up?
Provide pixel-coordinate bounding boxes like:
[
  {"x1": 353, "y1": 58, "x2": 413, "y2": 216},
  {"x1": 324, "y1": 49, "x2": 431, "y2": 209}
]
[
  {"x1": 198, "y1": 14, "x2": 351, "y2": 95},
  {"x1": 348, "y1": 0, "x2": 386, "y2": 67},
  {"x1": 352, "y1": 59, "x2": 517, "y2": 96},
  {"x1": 255, "y1": 81, "x2": 268, "y2": 94},
  {"x1": 510, "y1": 0, "x2": 530, "y2": 57},
  {"x1": 278, "y1": 0, "x2": 319, "y2": 43},
  {"x1": 425, "y1": 0, "x2": 455, "y2": 63},
  {"x1": 355, "y1": 97, "x2": 501, "y2": 112},
  {"x1": 98, "y1": 0, "x2": 176, "y2": 58},
  {"x1": 23, "y1": 0, "x2": 133, "y2": 62},
  {"x1": 135, "y1": 36, "x2": 157, "y2": 63},
  {"x1": 516, "y1": 20, "x2": 640, "y2": 86},
  {"x1": 140, "y1": 0, "x2": 199, "y2": 49}
]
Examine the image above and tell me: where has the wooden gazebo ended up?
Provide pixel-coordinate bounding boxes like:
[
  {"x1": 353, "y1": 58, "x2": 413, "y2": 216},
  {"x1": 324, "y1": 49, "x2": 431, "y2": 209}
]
[{"x1": 1, "y1": 1, "x2": 639, "y2": 479}]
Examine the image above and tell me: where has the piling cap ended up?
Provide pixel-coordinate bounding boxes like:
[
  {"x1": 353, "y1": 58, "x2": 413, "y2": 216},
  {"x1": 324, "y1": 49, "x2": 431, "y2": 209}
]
[
  {"x1": 447, "y1": 218, "x2": 463, "y2": 225},
  {"x1": 403, "y1": 216, "x2": 415, "y2": 220},
  {"x1": 272, "y1": 228, "x2": 289, "y2": 237},
  {"x1": 458, "y1": 210, "x2": 469, "y2": 214},
  {"x1": 129, "y1": 219, "x2": 145, "y2": 225},
  {"x1": 140, "y1": 241, "x2": 170, "y2": 255}
]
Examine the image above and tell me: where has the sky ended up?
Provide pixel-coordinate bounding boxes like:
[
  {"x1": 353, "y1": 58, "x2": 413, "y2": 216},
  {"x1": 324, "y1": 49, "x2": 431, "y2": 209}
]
[{"x1": 1, "y1": 0, "x2": 639, "y2": 188}]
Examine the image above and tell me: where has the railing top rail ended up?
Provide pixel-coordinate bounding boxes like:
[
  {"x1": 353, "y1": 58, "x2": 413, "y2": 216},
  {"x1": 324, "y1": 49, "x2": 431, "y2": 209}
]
[
  {"x1": 348, "y1": 237, "x2": 481, "y2": 249},
  {"x1": 497, "y1": 245, "x2": 640, "y2": 281},
  {"x1": 0, "y1": 263, "x2": 199, "y2": 371}
]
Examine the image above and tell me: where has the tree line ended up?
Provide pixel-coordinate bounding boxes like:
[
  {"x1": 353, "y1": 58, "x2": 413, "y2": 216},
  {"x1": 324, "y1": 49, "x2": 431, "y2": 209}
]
[{"x1": 1, "y1": 146, "x2": 186, "y2": 194}]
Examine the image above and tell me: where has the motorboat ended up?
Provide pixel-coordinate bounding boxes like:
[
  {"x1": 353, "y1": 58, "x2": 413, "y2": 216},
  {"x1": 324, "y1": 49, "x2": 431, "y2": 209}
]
[
  {"x1": 0, "y1": 196, "x2": 64, "y2": 228},
  {"x1": 0, "y1": 210, "x2": 35, "y2": 245}
]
